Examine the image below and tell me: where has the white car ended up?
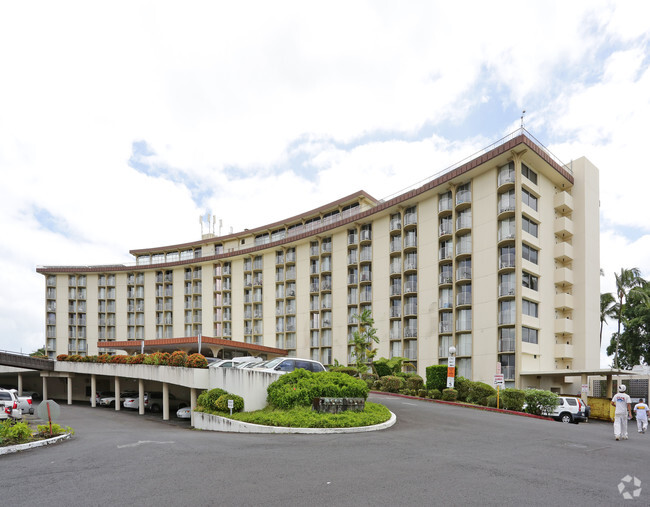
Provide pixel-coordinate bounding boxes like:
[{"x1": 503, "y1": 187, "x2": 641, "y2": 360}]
[
  {"x1": 8, "y1": 389, "x2": 34, "y2": 415},
  {"x1": 550, "y1": 396, "x2": 590, "y2": 424},
  {"x1": 252, "y1": 357, "x2": 325, "y2": 373},
  {"x1": 100, "y1": 391, "x2": 138, "y2": 408},
  {"x1": 123, "y1": 392, "x2": 188, "y2": 413},
  {"x1": 0, "y1": 388, "x2": 22, "y2": 421},
  {"x1": 176, "y1": 406, "x2": 192, "y2": 419}
]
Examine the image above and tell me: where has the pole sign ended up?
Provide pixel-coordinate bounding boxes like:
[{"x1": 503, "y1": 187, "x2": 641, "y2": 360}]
[
  {"x1": 496, "y1": 362, "x2": 501, "y2": 375},
  {"x1": 447, "y1": 356, "x2": 456, "y2": 388},
  {"x1": 493, "y1": 374, "x2": 505, "y2": 387}
]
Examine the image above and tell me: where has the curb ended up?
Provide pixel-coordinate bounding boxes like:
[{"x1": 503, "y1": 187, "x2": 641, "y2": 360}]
[
  {"x1": 193, "y1": 411, "x2": 397, "y2": 434},
  {"x1": 0, "y1": 433, "x2": 72, "y2": 456},
  {"x1": 370, "y1": 391, "x2": 554, "y2": 421}
]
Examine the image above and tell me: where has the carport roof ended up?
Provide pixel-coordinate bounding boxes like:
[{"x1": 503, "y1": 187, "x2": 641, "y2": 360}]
[
  {"x1": 520, "y1": 368, "x2": 633, "y2": 377},
  {"x1": 97, "y1": 336, "x2": 288, "y2": 357}
]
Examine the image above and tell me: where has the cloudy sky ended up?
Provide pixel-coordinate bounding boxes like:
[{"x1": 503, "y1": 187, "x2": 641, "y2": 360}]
[{"x1": 1, "y1": 1, "x2": 648, "y2": 366}]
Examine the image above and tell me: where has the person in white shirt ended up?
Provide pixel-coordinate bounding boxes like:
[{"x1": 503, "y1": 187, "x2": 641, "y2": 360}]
[
  {"x1": 611, "y1": 384, "x2": 632, "y2": 440},
  {"x1": 633, "y1": 397, "x2": 649, "y2": 434}
]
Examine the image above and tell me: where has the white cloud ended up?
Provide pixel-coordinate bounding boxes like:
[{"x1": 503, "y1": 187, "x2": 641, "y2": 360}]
[{"x1": 1, "y1": 1, "x2": 650, "y2": 366}]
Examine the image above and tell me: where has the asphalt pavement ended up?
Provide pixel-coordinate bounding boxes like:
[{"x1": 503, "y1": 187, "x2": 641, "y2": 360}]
[{"x1": 2, "y1": 394, "x2": 648, "y2": 506}]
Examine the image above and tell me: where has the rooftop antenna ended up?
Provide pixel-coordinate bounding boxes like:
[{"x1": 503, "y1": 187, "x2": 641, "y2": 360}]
[
  {"x1": 199, "y1": 215, "x2": 203, "y2": 236},
  {"x1": 219, "y1": 219, "x2": 223, "y2": 236},
  {"x1": 521, "y1": 109, "x2": 526, "y2": 129}
]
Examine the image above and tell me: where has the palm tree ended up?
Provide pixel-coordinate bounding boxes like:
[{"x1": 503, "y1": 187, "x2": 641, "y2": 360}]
[
  {"x1": 613, "y1": 268, "x2": 643, "y2": 368},
  {"x1": 600, "y1": 292, "x2": 616, "y2": 347}
]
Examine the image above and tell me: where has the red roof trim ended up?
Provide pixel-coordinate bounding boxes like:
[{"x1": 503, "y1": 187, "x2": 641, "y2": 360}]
[{"x1": 97, "y1": 336, "x2": 288, "y2": 356}]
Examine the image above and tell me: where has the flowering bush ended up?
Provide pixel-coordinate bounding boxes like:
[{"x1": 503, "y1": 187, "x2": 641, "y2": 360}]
[
  {"x1": 127, "y1": 354, "x2": 146, "y2": 364},
  {"x1": 97, "y1": 354, "x2": 111, "y2": 363},
  {"x1": 144, "y1": 352, "x2": 170, "y2": 365},
  {"x1": 186, "y1": 353, "x2": 208, "y2": 368},
  {"x1": 168, "y1": 351, "x2": 188, "y2": 367},
  {"x1": 66, "y1": 354, "x2": 83, "y2": 362},
  {"x1": 109, "y1": 355, "x2": 128, "y2": 364},
  {"x1": 56, "y1": 354, "x2": 68, "y2": 361}
]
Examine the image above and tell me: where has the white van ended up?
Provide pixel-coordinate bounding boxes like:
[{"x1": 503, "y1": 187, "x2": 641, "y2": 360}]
[{"x1": 208, "y1": 356, "x2": 264, "y2": 368}]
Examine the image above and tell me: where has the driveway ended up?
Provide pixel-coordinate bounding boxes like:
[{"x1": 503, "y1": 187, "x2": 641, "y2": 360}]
[{"x1": 2, "y1": 394, "x2": 646, "y2": 506}]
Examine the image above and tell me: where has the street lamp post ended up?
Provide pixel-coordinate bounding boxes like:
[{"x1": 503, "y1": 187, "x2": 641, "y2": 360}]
[{"x1": 447, "y1": 346, "x2": 457, "y2": 389}]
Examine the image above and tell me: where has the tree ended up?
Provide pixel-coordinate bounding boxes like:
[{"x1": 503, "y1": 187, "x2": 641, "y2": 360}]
[
  {"x1": 612, "y1": 268, "x2": 644, "y2": 369},
  {"x1": 607, "y1": 283, "x2": 650, "y2": 368},
  {"x1": 351, "y1": 309, "x2": 379, "y2": 376},
  {"x1": 30, "y1": 347, "x2": 47, "y2": 358},
  {"x1": 600, "y1": 292, "x2": 616, "y2": 347}
]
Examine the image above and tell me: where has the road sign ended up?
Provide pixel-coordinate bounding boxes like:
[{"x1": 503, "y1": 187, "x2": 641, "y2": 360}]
[
  {"x1": 496, "y1": 362, "x2": 501, "y2": 375},
  {"x1": 493, "y1": 374, "x2": 505, "y2": 387}
]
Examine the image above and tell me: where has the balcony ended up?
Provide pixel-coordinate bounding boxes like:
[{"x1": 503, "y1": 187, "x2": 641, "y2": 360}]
[
  {"x1": 554, "y1": 216, "x2": 574, "y2": 239},
  {"x1": 554, "y1": 267, "x2": 574, "y2": 287},
  {"x1": 404, "y1": 304, "x2": 417, "y2": 316},
  {"x1": 554, "y1": 292, "x2": 574, "y2": 311},
  {"x1": 404, "y1": 214, "x2": 417, "y2": 227},
  {"x1": 404, "y1": 327, "x2": 417, "y2": 338},
  {"x1": 554, "y1": 191, "x2": 574, "y2": 214},
  {"x1": 553, "y1": 242, "x2": 574, "y2": 263},
  {"x1": 498, "y1": 170, "x2": 515, "y2": 187},
  {"x1": 439, "y1": 321, "x2": 452, "y2": 333},
  {"x1": 439, "y1": 197, "x2": 453, "y2": 213},
  {"x1": 404, "y1": 260, "x2": 417, "y2": 272},
  {"x1": 498, "y1": 202, "x2": 516, "y2": 215},
  {"x1": 439, "y1": 273, "x2": 453, "y2": 285},
  {"x1": 456, "y1": 217, "x2": 472, "y2": 232},
  {"x1": 555, "y1": 318, "x2": 574, "y2": 335},
  {"x1": 389, "y1": 308, "x2": 402, "y2": 318},
  {"x1": 554, "y1": 343, "x2": 574, "y2": 359},
  {"x1": 390, "y1": 240, "x2": 401, "y2": 253},
  {"x1": 404, "y1": 281, "x2": 417, "y2": 294},
  {"x1": 456, "y1": 190, "x2": 471, "y2": 207},
  {"x1": 360, "y1": 230, "x2": 372, "y2": 242},
  {"x1": 499, "y1": 254, "x2": 515, "y2": 270},
  {"x1": 439, "y1": 223, "x2": 452, "y2": 237},
  {"x1": 389, "y1": 285, "x2": 402, "y2": 297},
  {"x1": 439, "y1": 248, "x2": 452, "y2": 261},
  {"x1": 456, "y1": 268, "x2": 471, "y2": 281},
  {"x1": 498, "y1": 338, "x2": 515, "y2": 353},
  {"x1": 456, "y1": 292, "x2": 471, "y2": 306},
  {"x1": 498, "y1": 283, "x2": 516, "y2": 299},
  {"x1": 390, "y1": 219, "x2": 402, "y2": 231}
]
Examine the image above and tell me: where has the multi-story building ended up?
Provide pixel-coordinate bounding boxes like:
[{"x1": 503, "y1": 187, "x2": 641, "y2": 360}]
[{"x1": 37, "y1": 130, "x2": 601, "y2": 390}]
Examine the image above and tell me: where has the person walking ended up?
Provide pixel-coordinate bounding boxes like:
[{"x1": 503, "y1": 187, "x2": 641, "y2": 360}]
[
  {"x1": 634, "y1": 397, "x2": 649, "y2": 434},
  {"x1": 611, "y1": 384, "x2": 632, "y2": 440}
]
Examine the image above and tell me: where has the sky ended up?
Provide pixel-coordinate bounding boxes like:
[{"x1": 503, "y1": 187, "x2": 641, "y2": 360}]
[{"x1": 1, "y1": 1, "x2": 649, "y2": 367}]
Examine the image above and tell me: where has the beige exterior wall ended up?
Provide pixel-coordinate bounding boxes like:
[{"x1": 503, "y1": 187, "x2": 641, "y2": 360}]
[{"x1": 39, "y1": 135, "x2": 601, "y2": 390}]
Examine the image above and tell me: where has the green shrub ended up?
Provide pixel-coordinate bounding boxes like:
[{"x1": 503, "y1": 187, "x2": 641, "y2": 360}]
[
  {"x1": 267, "y1": 370, "x2": 368, "y2": 410},
  {"x1": 373, "y1": 357, "x2": 409, "y2": 377},
  {"x1": 406, "y1": 375, "x2": 424, "y2": 391},
  {"x1": 428, "y1": 389, "x2": 441, "y2": 399},
  {"x1": 524, "y1": 389, "x2": 559, "y2": 416},
  {"x1": 197, "y1": 388, "x2": 230, "y2": 410},
  {"x1": 371, "y1": 380, "x2": 382, "y2": 390},
  {"x1": 82, "y1": 355, "x2": 97, "y2": 362},
  {"x1": 399, "y1": 388, "x2": 416, "y2": 396},
  {"x1": 215, "y1": 394, "x2": 244, "y2": 413},
  {"x1": 425, "y1": 365, "x2": 449, "y2": 391},
  {"x1": 441, "y1": 388, "x2": 458, "y2": 401},
  {"x1": 187, "y1": 353, "x2": 208, "y2": 368},
  {"x1": 0, "y1": 420, "x2": 32, "y2": 444},
  {"x1": 418, "y1": 389, "x2": 428, "y2": 397},
  {"x1": 37, "y1": 423, "x2": 74, "y2": 437},
  {"x1": 454, "y1": 376, "x2": 471, "y2": 402},
  {"x1": 467, "y1": 381, "x2": 497, "y2": 406},
  {"x1": 486, "y1": 395, "x2": 498, "y2": 408},
  {"x1": 66, "y1": 354, "x2": 83, "y2": 362},
  {"x1": 144, "y1": 351, "x2": 170, "y2": 365},
  {"x1": 329, "y1": 366, "x2": 359, "y2": 377},
  {"x1": 500, "y1": 388, "x2": 526, "y2": 411},
  {"x1": 379, "y1": 375, "x2": 405, "y2": 393}
]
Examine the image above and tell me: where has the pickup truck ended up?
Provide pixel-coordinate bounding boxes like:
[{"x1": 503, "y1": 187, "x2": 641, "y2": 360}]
[
  {"x1": 0, "y1": 388, "x2": 23, "y2": 421},
  {"x1": 9, "y1": 389, "x2": 34, "y2": 415}
]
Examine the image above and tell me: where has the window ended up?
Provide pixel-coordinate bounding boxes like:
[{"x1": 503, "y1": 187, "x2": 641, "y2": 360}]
[
  {"x1": 499, "y1": 327, "x2": 515, "y2": 352},
  {"x1": 522, "y1": 326, "x2": 538, "y2": 344},
  {"x1": 522, "y1": 189, "x2": 538, "y2": 211},
  {"x1": 499, "y1": 300, "x2": 515, "y2": 324},
  {"x1": 522, "y1": 163, "x2": 537, "y2": 185},
  {"x1": 522, "y1": 272, "x2": 538, "y2": 291},
  {"x1": 498, "y1": 189, "x2": 515, "y2": 214},
  {"x1": 522, "y1": 244, "x2": 538, "y2": 264},
  {"x1": 522, "y1": 217, "x2": 538, "y2": 237},
  {"x1": 498, "y1": 217, "x2": 516, "y2": 241},
  {"x1": 522, "y1": 299, "x2": 539, "y2": 318}
]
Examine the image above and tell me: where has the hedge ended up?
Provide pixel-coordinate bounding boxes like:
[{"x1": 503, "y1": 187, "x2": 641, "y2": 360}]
[{"x1": 426, "y1": 365, "x2": 449, "y2": 391}]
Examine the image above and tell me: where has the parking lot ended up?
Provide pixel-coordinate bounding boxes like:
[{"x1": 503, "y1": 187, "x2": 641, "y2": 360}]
[{"x1": 3, "y1": 393, "x2": 649, "y2": 506}]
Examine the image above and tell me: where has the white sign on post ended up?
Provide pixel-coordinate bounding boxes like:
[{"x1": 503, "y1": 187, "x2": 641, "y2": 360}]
[
  {"x1": 493, "y1": 374, "x2": 505, "y2": 387},
  {"x1": 496, "y1": 362, "x2": 501, "y2": 375},
  {"x1": 228, "y1": 399, "x2": 234, "y2": 416}
]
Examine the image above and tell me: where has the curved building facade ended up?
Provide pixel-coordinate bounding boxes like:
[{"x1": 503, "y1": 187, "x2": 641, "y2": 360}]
[{"x1": 37, "y1": 130, "x2": 601, "y2": 390}]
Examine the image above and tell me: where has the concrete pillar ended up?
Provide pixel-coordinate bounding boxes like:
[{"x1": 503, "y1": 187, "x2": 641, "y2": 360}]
[
  {"x1": 580, "y1": 373, "x2": 588, "y2": 405},
  {"x1": 190, "y1": 388, "x2": 197, "y2": 427},
  {"x1": 606, "y1": 375, "x2": 613, "y2": 398},
  {"x1": 114, "y1": 376, "x2": 121, "y2": 411},
  {"x1": 17, "y1": 373, "x2": 23, "y2": 395},
  {"x1": 162, "y1": 382, "x2": 169, "y2": 421},
  {"x1": 91, "y1": 375, "x2": 97, "y2": 407},
  {"x1": 67, "y1": 376, "x2": 72, "y2": 405},
  {"x1": 138, "y1": 379, "x2": 145, "y2": 415},
  {"x1": 42, "y1": 377, "x2": 48, "y2": 401}
]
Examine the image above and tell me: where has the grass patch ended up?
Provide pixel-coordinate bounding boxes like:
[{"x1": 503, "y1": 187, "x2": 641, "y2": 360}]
[{"x1": 198, "y1": 401, "x2": 391, "y2": 428}]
